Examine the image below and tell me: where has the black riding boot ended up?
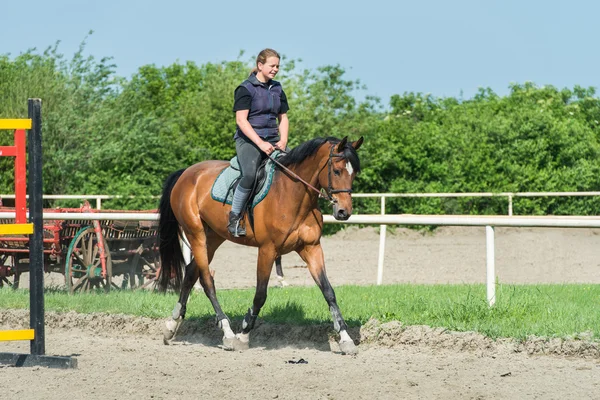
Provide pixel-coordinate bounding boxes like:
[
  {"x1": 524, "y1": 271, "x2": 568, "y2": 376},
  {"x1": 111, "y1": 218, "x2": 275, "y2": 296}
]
[{"x1": 228, "y1": 212, "x2": 246, "y2": 237}]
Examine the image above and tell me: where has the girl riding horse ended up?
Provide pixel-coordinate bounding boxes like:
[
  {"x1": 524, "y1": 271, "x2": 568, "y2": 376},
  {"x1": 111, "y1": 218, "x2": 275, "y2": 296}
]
[{"x1": 158, "y1": 135, "x2": 363, "y2": 354}]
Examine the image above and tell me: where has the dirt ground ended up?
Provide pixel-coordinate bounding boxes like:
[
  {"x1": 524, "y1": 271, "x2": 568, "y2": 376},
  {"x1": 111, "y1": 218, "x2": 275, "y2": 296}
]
[
  {"x1": 2, "y1": 226, "x2": 600, "y2": 399},
  {"x1": 1, "y1": 311, "x2": 599, "y2": 400}
]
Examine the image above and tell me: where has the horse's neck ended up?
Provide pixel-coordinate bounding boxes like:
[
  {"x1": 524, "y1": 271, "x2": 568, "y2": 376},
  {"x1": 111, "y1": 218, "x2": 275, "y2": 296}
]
[{"x1": 278, "y1": 155, "x2": 326, "y2": 206}]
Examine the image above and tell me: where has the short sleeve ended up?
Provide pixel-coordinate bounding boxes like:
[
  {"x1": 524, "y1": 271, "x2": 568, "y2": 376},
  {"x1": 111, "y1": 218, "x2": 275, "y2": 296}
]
[
  {"x1": 233, "y1": 86, "x2": 252, "y2": 112},
  {"x1": 279, "y1": 90, "x2": 289, "y2": 114}
]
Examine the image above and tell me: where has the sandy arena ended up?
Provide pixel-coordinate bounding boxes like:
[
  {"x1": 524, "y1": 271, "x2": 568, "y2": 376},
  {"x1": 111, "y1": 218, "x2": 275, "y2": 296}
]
[{"x1": 2, "y1": 227, "x2": 600, "y2": 399}]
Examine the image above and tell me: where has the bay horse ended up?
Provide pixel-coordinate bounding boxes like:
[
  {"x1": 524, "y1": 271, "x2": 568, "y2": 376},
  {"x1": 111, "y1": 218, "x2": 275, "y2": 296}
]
[{"x1": 157, "y1": 136, "x2": 363, "y2": 354}]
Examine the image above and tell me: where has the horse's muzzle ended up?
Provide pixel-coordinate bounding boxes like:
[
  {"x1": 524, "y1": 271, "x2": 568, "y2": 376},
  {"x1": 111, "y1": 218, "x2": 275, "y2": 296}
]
[{"x1": 334, "y1": 207, "x2": 350, "y2": 221}]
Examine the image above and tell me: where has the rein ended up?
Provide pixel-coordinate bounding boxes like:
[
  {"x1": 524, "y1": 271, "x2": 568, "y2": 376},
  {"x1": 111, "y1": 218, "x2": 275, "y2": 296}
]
[{"x1": 267, "y1": 144, "x2": 352, "y2": 205}]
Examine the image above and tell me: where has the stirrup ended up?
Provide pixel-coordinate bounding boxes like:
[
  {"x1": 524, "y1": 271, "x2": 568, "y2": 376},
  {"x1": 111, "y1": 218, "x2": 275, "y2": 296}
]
[{"x1": 228, "y1": 212, "x2": 246, "y2": 237}]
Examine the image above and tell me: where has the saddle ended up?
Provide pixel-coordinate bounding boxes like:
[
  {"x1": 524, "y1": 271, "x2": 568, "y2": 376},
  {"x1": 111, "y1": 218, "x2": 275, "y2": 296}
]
[{"x1": 210, "y1": 151, "x2": 281, "y2": 212}]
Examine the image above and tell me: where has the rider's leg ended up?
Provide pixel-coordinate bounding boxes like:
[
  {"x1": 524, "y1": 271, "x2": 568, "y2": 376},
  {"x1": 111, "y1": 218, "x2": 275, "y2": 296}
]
[{"x1": 228, "y1": 137, "x2": 263, "y2": 237}]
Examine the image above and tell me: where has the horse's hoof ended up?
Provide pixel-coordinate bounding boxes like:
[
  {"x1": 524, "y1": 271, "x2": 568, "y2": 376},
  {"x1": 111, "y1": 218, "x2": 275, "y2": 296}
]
[
  {"x1": 233, "y1": 333, "x2": 250, "y2": 351},
  {"x1": 221, "y1": 336, "x2": 236, "y2": 351},
  {"x1": 339, "y1": 340, "x2": 358, "y2": 355},
  {"x1": 163, "y1": 317, "x2": 182, "y2": 345},
  {"x1": 163, "y1": 327, "x2": 176, "y2": 345}
]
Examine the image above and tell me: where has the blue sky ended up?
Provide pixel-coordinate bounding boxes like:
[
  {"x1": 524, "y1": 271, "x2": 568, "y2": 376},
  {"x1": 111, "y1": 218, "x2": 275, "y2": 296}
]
[{"x1": 2, "y1": 0, "x2": 599, "y2": 105}]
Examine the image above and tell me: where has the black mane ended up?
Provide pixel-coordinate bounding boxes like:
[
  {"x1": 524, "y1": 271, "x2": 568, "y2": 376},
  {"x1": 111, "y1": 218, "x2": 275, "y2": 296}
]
[{"x1": 278, "y1": 137, "x2": 361, "y2": 173}]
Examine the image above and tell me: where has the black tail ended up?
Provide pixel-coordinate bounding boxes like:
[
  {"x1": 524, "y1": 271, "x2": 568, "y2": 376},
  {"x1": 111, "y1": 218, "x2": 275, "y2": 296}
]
[{"x1": 157, "y1": 169, "x2": 186, "y2": 292}]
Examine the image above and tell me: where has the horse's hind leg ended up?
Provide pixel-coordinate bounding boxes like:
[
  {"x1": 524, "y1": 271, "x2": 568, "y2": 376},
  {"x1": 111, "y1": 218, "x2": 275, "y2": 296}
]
[
  {"x1": 163, "y1": 260, "x2": 199, "y2": 344},
  {"x1": 185, "y1": 229, "x2": 239, "y2": 350},
  {"x1": 297, "y1": 244, "x2": 358, "y2": 355},
  {"x1": 163, "y1": 228, "x2": 231, "y2": 347}
]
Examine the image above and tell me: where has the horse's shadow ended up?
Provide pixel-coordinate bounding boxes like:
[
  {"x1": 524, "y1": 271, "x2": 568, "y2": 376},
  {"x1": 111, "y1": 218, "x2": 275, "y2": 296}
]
[{"x1": 171, "y1": 301, "x2": 361, "y2": 352}]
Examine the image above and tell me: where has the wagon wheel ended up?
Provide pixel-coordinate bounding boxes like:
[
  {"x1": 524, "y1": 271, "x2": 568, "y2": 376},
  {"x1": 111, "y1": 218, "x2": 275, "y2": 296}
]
[
  {"x1": 0, "y1": 249, "x2": 21, "y2": 289},
  {"x1": 138, "y1": 250, "x2": 178, "y2": 291},
  {"x1": 116, "y1": 245, "x2": 144, "y2": 290},
  {"x1": 116, "y1": 241, "x2": 162, "y2": 290},
  {"x1": 139, "y1": 249, "x2": 162, "y2": 290},
  {"x1": 12, "y1": 256, "x2": 22, "y2": 289},
  {"x1": 65, "y1": 226, "x2": 112, "y2": 294}
]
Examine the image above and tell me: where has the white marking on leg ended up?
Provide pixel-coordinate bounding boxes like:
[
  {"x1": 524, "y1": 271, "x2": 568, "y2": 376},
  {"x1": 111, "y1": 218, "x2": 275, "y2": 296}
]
[
  {"x1": 345, "y1": 162, "x2": 354, "y2": 176},
  {"x1": 330, "y1": 306, "x2": 341, "y2": 332},
  {"x1": 236, "y1": 332, "x2": 250, "y2": 343},
  {"x1": 339, "y1": 330, "x2": 352, "y2": 343},
  {"x1": 165, "y1": 318, "x2": 180, "y2": 333},
  {"x1": 172, "y1": 302, "x2": 182, "y2": 319},
  {"x1": 218, "y1": 318, "x2": 235, "y2": 339},
  {"x1": 277, "y1": 275, "x2": 289, "y2": 287}
]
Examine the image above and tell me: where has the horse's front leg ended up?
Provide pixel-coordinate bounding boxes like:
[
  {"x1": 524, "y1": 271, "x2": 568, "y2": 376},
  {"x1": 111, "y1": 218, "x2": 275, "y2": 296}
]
[
  {"x1": 274, "y1": 256, "x2": 289, "y2": 287},
  {"x1": 236, "y1": 246, "x2": 277, "y2": 350},
  {"x1": 297, "y1": 244, "x2": 358, "y2": 355}
]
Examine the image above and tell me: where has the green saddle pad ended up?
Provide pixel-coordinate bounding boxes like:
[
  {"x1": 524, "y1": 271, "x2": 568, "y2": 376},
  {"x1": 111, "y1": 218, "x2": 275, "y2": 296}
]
[{"x1": 210, "y1": 152, "x2": 280, "y2": 208}]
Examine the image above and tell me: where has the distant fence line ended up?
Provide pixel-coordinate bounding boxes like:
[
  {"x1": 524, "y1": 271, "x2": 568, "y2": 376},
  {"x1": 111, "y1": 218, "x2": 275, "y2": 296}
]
[{"x1": 2, "y1": 191, "x2": 600, "y2": 215}]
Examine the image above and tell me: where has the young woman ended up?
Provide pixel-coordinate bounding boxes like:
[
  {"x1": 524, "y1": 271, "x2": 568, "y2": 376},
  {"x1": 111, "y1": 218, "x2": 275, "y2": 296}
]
[{"x1": 228, "y1": 48, "x2": 289, "y2": 237}]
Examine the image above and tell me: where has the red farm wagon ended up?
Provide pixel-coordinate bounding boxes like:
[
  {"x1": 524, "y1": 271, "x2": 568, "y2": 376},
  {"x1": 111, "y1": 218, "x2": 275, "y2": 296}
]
[{"x1": 0, "y1": 201, "x2": 161, "y2": 293}]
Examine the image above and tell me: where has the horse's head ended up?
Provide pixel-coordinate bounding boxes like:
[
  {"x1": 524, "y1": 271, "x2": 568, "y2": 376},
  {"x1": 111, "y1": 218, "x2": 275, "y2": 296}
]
[{"x1": 319, "y1": 136, "x2": 363, "y2": 221}]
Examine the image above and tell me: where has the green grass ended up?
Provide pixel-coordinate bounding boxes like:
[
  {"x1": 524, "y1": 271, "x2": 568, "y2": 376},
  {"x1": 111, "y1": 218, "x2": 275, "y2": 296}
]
[{"x1": 1, "y1": 284, "x2": 599, "y2": 341}]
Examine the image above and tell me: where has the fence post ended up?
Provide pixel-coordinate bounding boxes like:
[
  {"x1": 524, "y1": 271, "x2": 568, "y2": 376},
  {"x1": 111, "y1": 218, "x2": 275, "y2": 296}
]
[
  {"x1": 508, "y1": 195, "x2": 513, "y2": 216},
  {"x1": 28, "y1": 99, "x2": 45, "y2": 355},
  {"x1": 485, "y1": 225, "x2": 496, "y2": 306},
  {"x1": 376, "y1": 196, "x2": 386, "y2": 285}
]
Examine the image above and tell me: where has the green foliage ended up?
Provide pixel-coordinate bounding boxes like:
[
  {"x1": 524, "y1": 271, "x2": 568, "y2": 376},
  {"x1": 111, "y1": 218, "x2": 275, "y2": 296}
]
[{"x1": 2, "y1": 40, "x2": 600, "y2": 216}]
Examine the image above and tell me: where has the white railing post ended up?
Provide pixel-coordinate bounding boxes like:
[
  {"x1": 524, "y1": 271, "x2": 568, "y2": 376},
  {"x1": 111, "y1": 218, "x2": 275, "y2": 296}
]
[
  {"x1": 376, "y1": 196, "x2": 386, "y2": 285},
  {"x1": 508, "y1": 195, "x2": 513, "y2": 216},
  {"x1": 96, "y1": 197, "x2": 102, "y2": 210},
  {"x1": 485, "y1": 226, "x2": 496, "y2": 306}
]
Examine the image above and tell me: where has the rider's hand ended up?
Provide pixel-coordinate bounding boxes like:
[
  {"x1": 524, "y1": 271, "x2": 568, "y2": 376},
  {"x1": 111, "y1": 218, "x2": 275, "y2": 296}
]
[
  {"x1": 258, "y1": 141, "x2": 275, "y2": 155},
  {"x1": 275, "y1": 140, "x2": 287, "y2": 151}
]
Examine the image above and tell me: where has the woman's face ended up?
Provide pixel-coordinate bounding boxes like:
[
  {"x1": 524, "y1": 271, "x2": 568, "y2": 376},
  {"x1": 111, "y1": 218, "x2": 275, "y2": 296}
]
[{"x1": 257, "y1": 56, "x2": 280, "y2": 81}]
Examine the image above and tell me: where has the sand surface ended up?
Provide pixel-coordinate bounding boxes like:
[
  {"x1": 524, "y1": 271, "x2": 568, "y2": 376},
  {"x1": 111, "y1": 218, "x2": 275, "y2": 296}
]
[{"x1": 2, "y1": 226, "x2": 600, "y2": 399}]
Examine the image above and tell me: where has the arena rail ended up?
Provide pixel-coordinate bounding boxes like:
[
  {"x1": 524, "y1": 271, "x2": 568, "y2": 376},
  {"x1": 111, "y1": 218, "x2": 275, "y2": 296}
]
[{"x1": 2, "y1": 211, "x2": 599, "y2": 307}]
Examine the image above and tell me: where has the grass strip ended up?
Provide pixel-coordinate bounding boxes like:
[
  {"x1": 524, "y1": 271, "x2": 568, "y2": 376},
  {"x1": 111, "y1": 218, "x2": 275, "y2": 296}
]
[{"x1": 1, "y1": 283, "x2": 598, "y2": 341}]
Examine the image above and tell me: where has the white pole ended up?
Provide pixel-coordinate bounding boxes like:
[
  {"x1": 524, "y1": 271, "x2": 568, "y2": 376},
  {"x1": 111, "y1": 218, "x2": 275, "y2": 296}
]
[
  {"x1": 376, "y1": 196, "x2": 386, "y2": 285},
  {"x1": 486, "y1": 226, "x2": 496, "y2": 306}
]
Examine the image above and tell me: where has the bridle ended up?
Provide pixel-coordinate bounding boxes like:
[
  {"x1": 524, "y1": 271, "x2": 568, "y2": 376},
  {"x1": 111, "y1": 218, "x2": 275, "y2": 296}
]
[
  {"x1": 267, "y1": 144, "x2": 353, "y2": 205},
  {"x1": 325, "y1": 144, "x2": 353, "y2": 201}
]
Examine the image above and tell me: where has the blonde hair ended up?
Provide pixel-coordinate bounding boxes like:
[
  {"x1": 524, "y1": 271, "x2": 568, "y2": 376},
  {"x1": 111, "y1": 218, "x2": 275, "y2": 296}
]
[{"x1": 250, "y1": 48, "x2": 280, "y2": 75}]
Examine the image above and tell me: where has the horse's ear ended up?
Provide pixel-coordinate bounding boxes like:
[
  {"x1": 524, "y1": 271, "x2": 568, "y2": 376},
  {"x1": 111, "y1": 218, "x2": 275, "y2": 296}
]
[
  {"x1": 336, "y1": 136, "x2": 348, "y2": 152},
  {"x1": 352, "y1": 136, "x2": 364, "y2": 150}
]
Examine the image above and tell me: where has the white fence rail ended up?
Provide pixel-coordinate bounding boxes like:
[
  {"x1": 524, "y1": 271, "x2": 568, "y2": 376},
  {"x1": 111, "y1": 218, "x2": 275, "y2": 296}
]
[
  {"x1": 353, "y1": 192, "x2": 600, "y2": 216},
  {"x1": 2, "y1": 211, "x2": 600, "y2": 306},
  {"x1": 3, "y1": 191, "x2": 600, "y2": 214}
]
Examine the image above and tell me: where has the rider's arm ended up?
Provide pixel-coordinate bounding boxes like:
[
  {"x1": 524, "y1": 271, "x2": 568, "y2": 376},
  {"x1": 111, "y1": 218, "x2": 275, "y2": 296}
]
[
  {"x1": 277, "y1": 113, "x2": 289, "y2": 150},
  {"x1": 236, "y1": 110, "x2": 263, "y2": 146}
]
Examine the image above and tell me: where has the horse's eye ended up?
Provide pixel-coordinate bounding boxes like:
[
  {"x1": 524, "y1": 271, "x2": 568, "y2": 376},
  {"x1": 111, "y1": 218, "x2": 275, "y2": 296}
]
[{"x1": 333, "y1": 169, "x2": 341, "y2": 176}]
